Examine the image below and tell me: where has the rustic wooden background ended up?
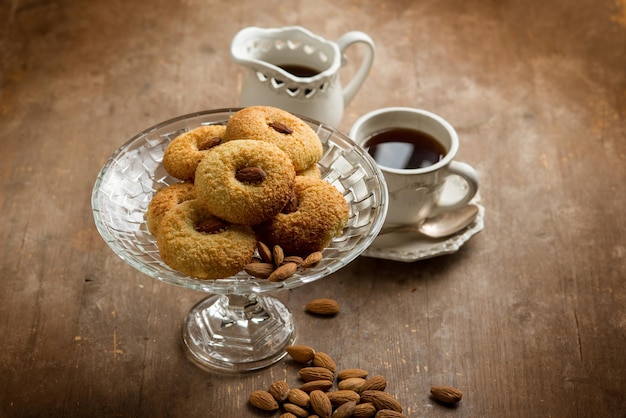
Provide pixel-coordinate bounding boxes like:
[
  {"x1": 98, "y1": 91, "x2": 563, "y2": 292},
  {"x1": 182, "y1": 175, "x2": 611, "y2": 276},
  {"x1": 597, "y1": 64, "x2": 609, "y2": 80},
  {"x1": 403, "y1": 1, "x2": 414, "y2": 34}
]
[{"x1": 1, "y1": 0, "x2": 625, "y2": 416}]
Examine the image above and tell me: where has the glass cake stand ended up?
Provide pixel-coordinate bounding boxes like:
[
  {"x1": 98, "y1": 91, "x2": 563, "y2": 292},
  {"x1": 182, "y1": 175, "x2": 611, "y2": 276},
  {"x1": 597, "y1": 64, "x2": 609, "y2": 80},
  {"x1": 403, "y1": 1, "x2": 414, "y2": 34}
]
[{"x1": 92, "y1": 108, "x2": 388, "y2": 372}]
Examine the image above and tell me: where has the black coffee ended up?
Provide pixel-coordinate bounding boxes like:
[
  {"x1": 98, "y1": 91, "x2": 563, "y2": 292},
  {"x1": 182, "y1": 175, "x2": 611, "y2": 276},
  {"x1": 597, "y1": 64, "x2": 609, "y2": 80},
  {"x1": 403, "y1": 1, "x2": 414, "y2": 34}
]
[
  {"x1": 278, "y1": 64, "x2": 320, "y2": 77},
  {"x1": 364, "y1": 128, "x2": 447, "y2": 169}
]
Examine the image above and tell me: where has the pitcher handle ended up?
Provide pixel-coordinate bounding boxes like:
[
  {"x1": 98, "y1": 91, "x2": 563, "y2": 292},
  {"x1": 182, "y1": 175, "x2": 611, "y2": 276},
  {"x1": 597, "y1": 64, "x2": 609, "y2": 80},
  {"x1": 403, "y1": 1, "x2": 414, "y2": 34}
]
[{"x1": 337, "y1": 31, "x2": 375, "y2": 107}]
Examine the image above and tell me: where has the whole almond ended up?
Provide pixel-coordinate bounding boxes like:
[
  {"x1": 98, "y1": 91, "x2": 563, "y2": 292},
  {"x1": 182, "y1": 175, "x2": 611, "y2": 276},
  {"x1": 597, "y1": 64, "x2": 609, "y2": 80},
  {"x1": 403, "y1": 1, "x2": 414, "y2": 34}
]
[
  {"x1": 286, "y1": 345, "x2": 315, "y2": 363},
  {"x1": 198, "y1": 136, "x2": 221, "y2": 151},
  {"x1": 243, "y1": 262, "x2": 275, "y2": 279},
  {"x1": 310, "y1": 390, "x2": 332, "y2": 418},
  {"x1": 283, "y1": 255, "x2": 303, "y2": 266},
  {"x1": 257, "y1": 241, "x2": 273, "y2": 263},
  {"x1": 353, "y1": 402, "x2": 377, "y2": 418},
  {"x1": 300, "y1": 379, "x2": 333, "y2": 392},
  {"x1": 235, "y1": 166, "x2": 267, "y2": 183},
  {"x1": 249, "y1": 390, "x2": 279, "y2": 411},
  {"x1": 430, "y1": 385, "x2": 463, "y2": 403},
  {"x1": 269, "y1": 380, "x2": 290, "y2": 402},
  {"x1": 327, "y1": 390, "x2": 360, "y2": 406},
  {"x1": 305, "y1": 298, "x2": 340, "y2": 315},
  {"x1": 302, "y1": 251, "x2": 323, "y2": 267},
  {"x1": 194, "y1": 217, "x2": 227, "y2": 234},
  {"x1": 313, "y1": 352, "x2": 337, "y2": 371},
  {"x1": 268, "y1": 262, "x2": 297, "y2": 282},
  {"x1": 360, "y1": 391, "x2": 402, "y2": 412},
  {"x1": 272, "y1": 245, "x2": 285, "y2": 266},
  {"x1": 333, "y1": 400, "x2": 357, "y2": 418},
  {"x1": 299, "y1": 366, "x2": 335, "y2": 382},
  {"x1": 279, "y1": 413, "x2": 298, "y2": 418},
  {"x1": 360, "y1": 375, "x2": 387, "y2": 392},
  {"x1": 282, "y1": 403, "x2": 309, "y2": 417},
  {"x1": 269, "y1": 121, "x2": 294, "y2": 134},
  {"x1": 282, "y1": 190, "x2": 299, "y2": 214},
  {"x1": 375, "y1": 411, "x2": 408, "y2": 418},
  {"x1": 338, "y1": 368, "x2": 369, "y2": 380},
  {"x1": 288, "y1": 388, "x2": 311, "y2": 408},
  {"x1": 337, "y1": 377, "x2": 366, "y2": 392}
]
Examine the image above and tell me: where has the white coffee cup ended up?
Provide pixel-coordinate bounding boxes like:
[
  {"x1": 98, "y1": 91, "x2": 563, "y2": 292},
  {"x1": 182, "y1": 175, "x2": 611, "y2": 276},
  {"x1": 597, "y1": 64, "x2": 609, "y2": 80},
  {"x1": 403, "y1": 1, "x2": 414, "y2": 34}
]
[{"x1": 350, "y1": 107, "x2": 479, "y2": 227}]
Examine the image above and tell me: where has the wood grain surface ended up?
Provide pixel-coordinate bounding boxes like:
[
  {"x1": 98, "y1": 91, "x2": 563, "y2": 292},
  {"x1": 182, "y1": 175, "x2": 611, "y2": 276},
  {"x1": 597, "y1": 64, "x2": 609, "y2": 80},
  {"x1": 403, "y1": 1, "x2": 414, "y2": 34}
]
[{"x1": 1, "y1": 0, "x2": 625, "y2": 417}]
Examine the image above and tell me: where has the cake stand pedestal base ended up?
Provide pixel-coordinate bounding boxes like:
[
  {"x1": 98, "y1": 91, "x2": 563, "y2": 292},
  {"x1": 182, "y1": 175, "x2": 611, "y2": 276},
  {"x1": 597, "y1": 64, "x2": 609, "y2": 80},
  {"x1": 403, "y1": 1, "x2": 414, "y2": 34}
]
[{"x1": 182, "y1": 293, "x2": 296, "y2": 372}]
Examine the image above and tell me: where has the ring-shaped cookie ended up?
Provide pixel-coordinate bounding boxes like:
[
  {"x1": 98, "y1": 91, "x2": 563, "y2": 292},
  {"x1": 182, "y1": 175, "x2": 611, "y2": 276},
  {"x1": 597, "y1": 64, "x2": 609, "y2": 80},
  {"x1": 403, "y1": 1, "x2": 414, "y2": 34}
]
[
  {"x1": 195, "y1": 139, "x2": 296, "y2": 225},
  {"x1": 163, "y1": 125, "x2": 226, "y2": 181},
  {"x1": 145, "y1": 182, "x2": 195, "y2": 236},
  {"x1": 156, "y1": 200, "x2": 256, "y2": 279},
  {"x1": 255, "y1": 176, "x2": 350, "y2": 256},
  {"x1": 223, "y1": 106, "x2": 323, "y2": 172}
]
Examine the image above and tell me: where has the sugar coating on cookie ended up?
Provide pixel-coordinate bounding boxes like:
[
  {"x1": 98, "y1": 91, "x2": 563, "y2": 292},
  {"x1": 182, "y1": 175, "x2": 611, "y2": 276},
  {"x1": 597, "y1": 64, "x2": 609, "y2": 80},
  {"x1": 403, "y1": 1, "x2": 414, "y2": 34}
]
[
  {"x1": 194, "y1": 139, "x2": 296, "y2": 225},
  {"x1": 156, "y1": 200, "x2": 256, "y2": 280},
  {"x1": 145, "y1": 182, "x2": 195, "y2": 236},
  {"x1": 254, "y1": 176, "x2": 350, "y2": 256},
  {"x1": 163, "y1": 124, "x2": 226, "y2": 181},
  {"x1": 222, "y1": 106, "x2": 323, "y2": 172}
]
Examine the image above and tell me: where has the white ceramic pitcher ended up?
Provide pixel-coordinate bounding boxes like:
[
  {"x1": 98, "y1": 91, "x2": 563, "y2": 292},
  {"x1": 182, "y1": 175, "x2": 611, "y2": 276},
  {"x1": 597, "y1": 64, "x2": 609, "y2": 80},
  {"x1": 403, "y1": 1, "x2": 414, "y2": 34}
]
[{"x1": 230, "y1": 26, "x2": 375, "y2": 127}]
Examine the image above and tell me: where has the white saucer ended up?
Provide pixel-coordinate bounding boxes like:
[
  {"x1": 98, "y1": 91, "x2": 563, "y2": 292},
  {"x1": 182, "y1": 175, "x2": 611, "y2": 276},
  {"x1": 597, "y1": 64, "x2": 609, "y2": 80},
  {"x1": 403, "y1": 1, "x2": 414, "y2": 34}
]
[{"x1": 362, "y1": 176, "x2": 485, "y2": 262}]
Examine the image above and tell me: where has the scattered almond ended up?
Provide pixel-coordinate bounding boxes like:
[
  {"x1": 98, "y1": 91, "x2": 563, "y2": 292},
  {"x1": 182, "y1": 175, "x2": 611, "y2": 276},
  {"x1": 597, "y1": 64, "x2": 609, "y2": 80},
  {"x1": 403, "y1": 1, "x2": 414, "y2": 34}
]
[
  {"x1": 430, "y1": 385, "x2": 463, "y2": 404},
  {"x1": 305, "y1": 298, "x2": 340, "y2": 315},
  {"x1": 272, "y1": 244, "x2": 285, "y2": 266},
  {"x1": 310, "y1": 390, "x2": 332, "y2": 418},
  {"x1": 332, "y1": 400, "x2": 356, "y2": 418},
  {"x1": 360, "y1": 391, "x2": 402, "y2": 413},
  {"x1": 326, "y1": 390, "x2": 360, "y2": 406},
  {"x1": 360, "y1": 375, "x2": 387, "y2": 392},
  {"x1": 302, "y1": 251, "x2": 323, "y2": 267},
  {"x1": 257, "y1": 241, "x2": 273, "y2": 263},
  {"x1": 300, "y1": 380, "x2": 333, "y2": 392},
  {"x1": 288, "y1": 388, "x2": 311, "y2": 408},
  {"x1": 337, "y1": 368, "x2": 369, "y2": 380},
  {"x1": 243, "y1": 262, "x2": 275, "y2": 279},
  {"x1": 337, "y1": 377, "x2": 366, "y2": 392},
  {"x1": 268, "y1": 262, "x2": 297, "y2": 282},
  {"x1": 286, "y1": 345, "x2": 316, "y2": 363},
  {"x1": 282, "y1": 403, "x2": 309, "y2": 417},
  {"x1": 269, "y1": 380, "x2": 290, "y2": 403},
  {"x1": 353, "y1": 402, "x2": 377, "y2": 418},
  {"x1": 249, "y1": 390, "x2": 279, "y2": 411},
  {"x1": 313, "y1": 352, "x2": 337, "y2": 372},
  {"x1": 283, "y1": 255, "x2": 303, "y2": 266},
  {"x1": 299, "y1": 366, "x2": 335, "y2": 382}
]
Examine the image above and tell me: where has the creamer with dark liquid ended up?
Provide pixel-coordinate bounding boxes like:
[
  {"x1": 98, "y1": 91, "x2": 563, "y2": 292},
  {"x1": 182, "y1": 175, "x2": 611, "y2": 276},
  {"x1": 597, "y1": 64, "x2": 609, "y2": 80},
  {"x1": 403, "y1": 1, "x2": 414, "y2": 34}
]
[
  {"x1": 364, "y1": 128, "x2": 447, "y2": 169},
  {"x1": 278, "y1": 64, "x2": 320, "y2": 77}
]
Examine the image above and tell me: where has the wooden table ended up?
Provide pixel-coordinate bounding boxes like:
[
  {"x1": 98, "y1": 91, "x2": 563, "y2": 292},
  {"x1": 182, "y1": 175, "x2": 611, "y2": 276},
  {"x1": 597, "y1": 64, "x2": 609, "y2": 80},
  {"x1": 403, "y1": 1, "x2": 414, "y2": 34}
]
[{"x1": 1, "y1": 0, "x2": 625, "y2": 416}]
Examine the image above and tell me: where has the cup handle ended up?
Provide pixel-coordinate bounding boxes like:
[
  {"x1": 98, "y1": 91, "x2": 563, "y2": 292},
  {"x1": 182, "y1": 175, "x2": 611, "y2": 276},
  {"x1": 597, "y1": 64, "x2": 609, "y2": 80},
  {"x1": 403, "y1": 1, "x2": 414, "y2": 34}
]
[
  {"x1": 336, "y1": 31, "x2": 375, "y2": 107},
  {"x1": 432, "y1": 161, "x2": 480, "y2": 214}
]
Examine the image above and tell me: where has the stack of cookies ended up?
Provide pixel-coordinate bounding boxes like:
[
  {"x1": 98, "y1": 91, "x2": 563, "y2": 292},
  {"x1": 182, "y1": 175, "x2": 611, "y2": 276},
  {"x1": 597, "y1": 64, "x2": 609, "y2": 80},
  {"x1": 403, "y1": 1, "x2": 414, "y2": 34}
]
[{"x1": 145, "y1": 106, "x2": 349, "y2": 280}]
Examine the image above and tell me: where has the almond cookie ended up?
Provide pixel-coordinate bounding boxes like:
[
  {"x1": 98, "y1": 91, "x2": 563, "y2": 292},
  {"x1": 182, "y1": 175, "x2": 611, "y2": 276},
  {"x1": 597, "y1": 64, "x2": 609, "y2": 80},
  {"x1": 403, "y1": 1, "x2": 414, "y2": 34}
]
[
  {"x1": 223, "y1": 106, "x2": 323, "y2": 172},
  {"x1": 145, "y1": 182, "x2": 195, "y2": 236},
  {"x1": 163, "y1": 124, "x2": 225, "y2": 181},
  {"x1": 194, "y1": 139, "x2": 296, "y2": 225},
  {"x1": 255, "y1": 176, "x2": 349, "y2": 256},
  {"x1": 156, "y1": 200, "x2": 256, "y2": 279}
]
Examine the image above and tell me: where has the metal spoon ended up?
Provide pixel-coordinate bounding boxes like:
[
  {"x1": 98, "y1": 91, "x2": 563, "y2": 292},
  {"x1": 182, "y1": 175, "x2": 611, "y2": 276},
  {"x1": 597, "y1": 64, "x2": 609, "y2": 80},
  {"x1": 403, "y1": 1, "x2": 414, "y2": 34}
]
[{"x1": 378, "y1": 204, "x2": 479, "y2": 238}]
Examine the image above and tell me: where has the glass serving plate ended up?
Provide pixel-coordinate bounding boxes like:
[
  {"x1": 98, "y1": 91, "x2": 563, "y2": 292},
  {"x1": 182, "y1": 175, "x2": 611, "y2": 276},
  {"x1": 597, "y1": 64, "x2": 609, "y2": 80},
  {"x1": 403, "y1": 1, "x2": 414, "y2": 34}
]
[{"x1": 92, "y1": 108, "x2": 388, "y2": 372}]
